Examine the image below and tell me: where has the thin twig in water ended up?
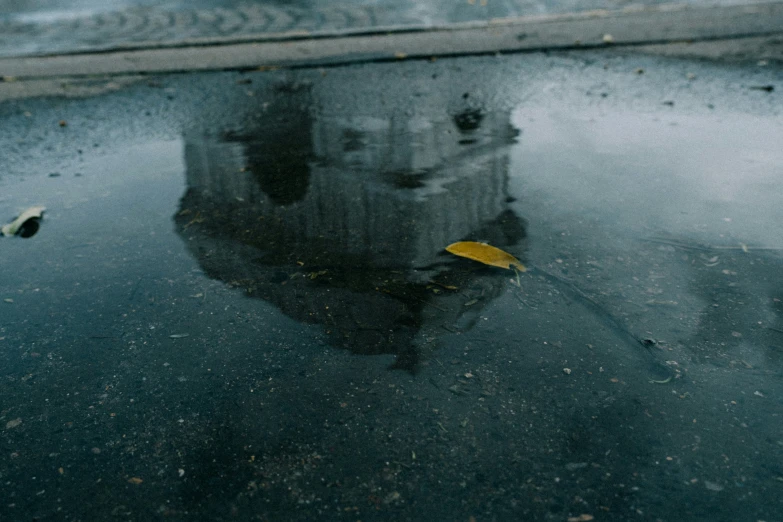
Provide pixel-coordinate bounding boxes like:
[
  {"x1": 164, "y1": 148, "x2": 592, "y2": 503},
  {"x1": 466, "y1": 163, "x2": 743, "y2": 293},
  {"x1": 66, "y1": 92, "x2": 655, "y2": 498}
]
[
  {"x1": 514, "y1": 292, "x2": 537, "y2": 309},
  {"x1": 643, "y1": 237, "x2": 783, "y2": 252},
  {"x1": 711, "y1": 246, "x2": 783, "y2": 251},
  {"x1": 530, "y1": 265, "x2": 651, "y2": 350},
  {"x1": 642, "y1": 237, "x2": 709, "y2": 251},
  {"x1": 128, "y1": 278, "x2": 142, "y2": 301}
]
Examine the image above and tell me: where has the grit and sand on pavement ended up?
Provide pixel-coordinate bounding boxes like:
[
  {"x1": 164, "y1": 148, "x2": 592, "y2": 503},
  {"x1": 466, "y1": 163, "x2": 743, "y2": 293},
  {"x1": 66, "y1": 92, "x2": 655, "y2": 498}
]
[{"x1": 1, "y1": 2, "x2": 783, "y2": 521}]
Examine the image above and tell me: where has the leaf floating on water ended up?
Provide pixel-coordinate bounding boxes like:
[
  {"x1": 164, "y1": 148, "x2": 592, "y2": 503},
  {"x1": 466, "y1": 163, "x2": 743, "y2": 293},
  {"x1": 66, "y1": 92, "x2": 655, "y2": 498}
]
[
  {"x1": 2, "y1": 206, "x2": 46, "y2": 237},
  {"x1": 445, "y1": 241, "x2": 526, "y2": 271}
]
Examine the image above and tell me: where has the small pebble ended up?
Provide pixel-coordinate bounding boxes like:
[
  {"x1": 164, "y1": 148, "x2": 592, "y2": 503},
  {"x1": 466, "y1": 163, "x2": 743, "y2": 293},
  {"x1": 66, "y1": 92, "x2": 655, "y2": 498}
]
[{"x1": 704, "y1": 480, "x2": 724, "y2": 492}]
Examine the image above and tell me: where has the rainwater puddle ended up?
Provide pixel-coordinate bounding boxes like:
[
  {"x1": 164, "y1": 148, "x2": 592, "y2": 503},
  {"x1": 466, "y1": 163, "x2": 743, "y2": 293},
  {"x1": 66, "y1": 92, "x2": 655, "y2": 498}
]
[{"x1": 1, "y1": 93, "x2": 782, "y2": 520}]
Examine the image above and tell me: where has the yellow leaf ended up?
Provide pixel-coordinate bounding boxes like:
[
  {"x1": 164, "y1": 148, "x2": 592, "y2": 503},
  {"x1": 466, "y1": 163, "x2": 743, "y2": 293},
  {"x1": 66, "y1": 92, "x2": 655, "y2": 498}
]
[{"x1": 445, "y1": 242, "x2": 526, "y2": 271}]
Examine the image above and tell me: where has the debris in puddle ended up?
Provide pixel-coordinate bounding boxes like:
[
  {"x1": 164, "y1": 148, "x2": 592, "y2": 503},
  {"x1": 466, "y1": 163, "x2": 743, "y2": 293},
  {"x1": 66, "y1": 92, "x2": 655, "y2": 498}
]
[
  {"x1": 445, "y1": 241, "x2": 526, "y2": 271},
  {"x1": 568, "y1": 515, "x2": 594, "y2": 522},
  {"x1": 2, "y1": 206, "x2": 46, "y2": 237},
  {"x1": 428, "y1": 280, "x2": 458, "y2": 291},
  {"x1": 749, "y1": 85, "x2": 774, "y2": 92},
  {"x1": 127, "y1": 477, "x2": 143, "y2": 485},
  {"x1": 563, "y1": 368, "x2": 572, "y2": 375},
  {"x1": 704, "y1": 481, "x2": 724, "y2": 492},
  {"x1": 383, "y1": 491, "x2": 401, "y2": 503},
  {"x1": 5, "y1": 418, "x2": 22, "y2": 429},
  {"x1": 448, "y1": 385, "x2": 465, "y2": 396},
  {"x1": 701, "y1": 255, "x2": 720, "y2": 267},
  {"x1": 169, "y1": 334, "x2": 190, "y2": 339},
  {"x1": 645, "y1": 299, "x2": 679, "y2": 306}
]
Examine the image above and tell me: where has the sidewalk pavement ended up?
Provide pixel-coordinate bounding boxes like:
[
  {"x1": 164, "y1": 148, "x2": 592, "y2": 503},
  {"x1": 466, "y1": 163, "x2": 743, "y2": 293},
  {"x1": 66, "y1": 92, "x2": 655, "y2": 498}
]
[
  {"x1": 0, "y1": 2, "x2": 781, "y2": 87},
  {"x1": 2, "y1": 0, "x2": 781, "y2": 59}
]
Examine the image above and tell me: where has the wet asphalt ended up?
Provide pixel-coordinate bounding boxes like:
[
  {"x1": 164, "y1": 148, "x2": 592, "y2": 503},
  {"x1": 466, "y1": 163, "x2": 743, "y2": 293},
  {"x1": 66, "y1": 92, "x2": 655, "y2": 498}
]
[{"x1": 1, "y1": 7, "x2": 783, "y2": 522}]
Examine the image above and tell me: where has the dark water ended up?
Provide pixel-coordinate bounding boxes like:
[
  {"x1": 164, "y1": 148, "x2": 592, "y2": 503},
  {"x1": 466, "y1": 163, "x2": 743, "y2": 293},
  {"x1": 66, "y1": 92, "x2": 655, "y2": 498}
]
[{"x1": 1, "y1": 59, "x2": 782, "y2": 520}]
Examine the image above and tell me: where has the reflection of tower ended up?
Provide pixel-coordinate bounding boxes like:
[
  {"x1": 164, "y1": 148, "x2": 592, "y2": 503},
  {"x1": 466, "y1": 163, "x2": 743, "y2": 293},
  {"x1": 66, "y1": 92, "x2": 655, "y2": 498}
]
[
  {"x1": 177, "y1": 84, "x2": 525, "y2": 370},
  {"x1": 184, "y1": 90, "x2": 313, "y2": 207},
  {"x1": 305, "y1": 111, "x2": 520, "y2": 270}
]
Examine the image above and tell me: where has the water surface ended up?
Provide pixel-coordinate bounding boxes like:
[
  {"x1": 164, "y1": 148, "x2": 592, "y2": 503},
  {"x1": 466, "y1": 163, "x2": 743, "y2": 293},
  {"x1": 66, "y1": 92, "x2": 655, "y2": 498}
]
[{"x1": 1, "y1": 59, "x2": 782, "y2": 521}]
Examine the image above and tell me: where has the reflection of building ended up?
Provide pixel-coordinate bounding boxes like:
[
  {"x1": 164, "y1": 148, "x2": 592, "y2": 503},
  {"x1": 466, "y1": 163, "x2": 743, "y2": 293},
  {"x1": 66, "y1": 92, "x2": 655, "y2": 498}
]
[{"x1": 177, "y1": 88, "x2": 525, "y2": 370}]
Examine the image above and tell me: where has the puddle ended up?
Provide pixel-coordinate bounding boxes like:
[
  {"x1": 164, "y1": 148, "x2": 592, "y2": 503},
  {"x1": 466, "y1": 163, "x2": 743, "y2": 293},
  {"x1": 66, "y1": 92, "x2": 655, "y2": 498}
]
[
  {"x1": 175, "y1": 108, "x2": 527, "y2": 370},
  {"x1": 1, "y1": 69, "x2": 783, "y2": 520}
]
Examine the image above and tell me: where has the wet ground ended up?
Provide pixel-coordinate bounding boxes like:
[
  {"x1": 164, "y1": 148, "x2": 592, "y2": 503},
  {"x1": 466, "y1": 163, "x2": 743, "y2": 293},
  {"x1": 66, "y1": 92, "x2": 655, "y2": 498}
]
[{"x1": 1, "y1": 50, "x2": 782, "y2": 521}]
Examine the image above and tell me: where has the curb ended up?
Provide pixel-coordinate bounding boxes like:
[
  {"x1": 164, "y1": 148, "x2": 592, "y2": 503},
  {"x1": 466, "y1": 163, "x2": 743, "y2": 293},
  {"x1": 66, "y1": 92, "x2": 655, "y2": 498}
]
[{"x1": 1, "y1": 2, "x2": 782, "y2": 79}]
